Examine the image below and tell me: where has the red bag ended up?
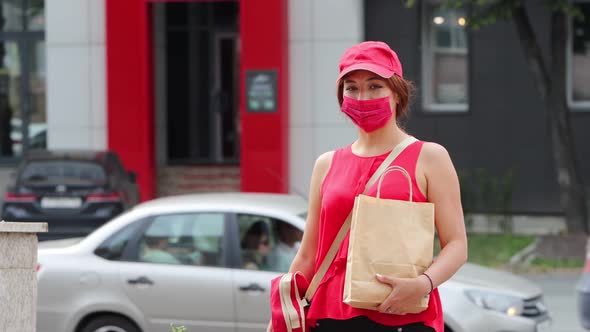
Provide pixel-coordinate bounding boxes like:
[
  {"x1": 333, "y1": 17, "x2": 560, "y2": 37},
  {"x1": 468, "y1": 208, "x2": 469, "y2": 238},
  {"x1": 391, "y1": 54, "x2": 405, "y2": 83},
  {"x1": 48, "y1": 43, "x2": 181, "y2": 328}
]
[{"x1": 270, "y1": 272, "x2": 310, "y2": 332}]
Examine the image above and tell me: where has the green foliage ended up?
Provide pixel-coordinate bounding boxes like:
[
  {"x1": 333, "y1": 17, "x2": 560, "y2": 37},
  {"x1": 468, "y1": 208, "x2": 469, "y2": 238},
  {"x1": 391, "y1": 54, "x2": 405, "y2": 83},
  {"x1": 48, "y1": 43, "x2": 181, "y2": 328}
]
[
  {"x1": 543, "y1": 0, "x2": 584, "y2": 21},
  {"x1": 530, "y1": 257, "x2": 584, "y2": 270},
  {"x1": 170, "y1": 324, "x2": 187, "y2": 332},
  {"x1": 466, "y1": 234, "x2": 535, "y2": 267},
  {"x1": 458, "y1": 168, "x2": 515, "y2": 232},
  {"x1": 434, "y1": 234, "x2": 535, "y2": 267},
  {"x1": 470, "y1": 234, "x2": 535, "y2": 267},
  {"x1": 458, "y1": 168, "x2": 514, "y2": 213},
  {"x1": 435, "y1": 233, "x2": 584, "y2": 270}
]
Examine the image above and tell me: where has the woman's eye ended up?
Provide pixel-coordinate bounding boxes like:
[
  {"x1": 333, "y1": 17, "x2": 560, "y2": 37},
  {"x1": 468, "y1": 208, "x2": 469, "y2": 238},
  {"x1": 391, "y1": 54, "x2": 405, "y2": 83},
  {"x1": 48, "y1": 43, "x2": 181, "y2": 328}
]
[
  {"x1": 345, "y1": 86, "x2": 358, "y2": 91},
  {"x1": 370, "y1": 84, "x2": 383, "y2": 89}
]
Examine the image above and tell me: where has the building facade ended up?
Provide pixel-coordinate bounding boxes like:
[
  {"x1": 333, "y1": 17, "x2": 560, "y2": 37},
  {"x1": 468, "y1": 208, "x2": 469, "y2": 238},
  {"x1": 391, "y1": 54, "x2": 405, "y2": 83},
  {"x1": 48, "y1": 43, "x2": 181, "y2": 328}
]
[
  {"x1": 365, "y1": 1, "x2": 590, "y2": 214},
  {"x1": 1, "y1": 0, "x2": 589, "y2": 216}
]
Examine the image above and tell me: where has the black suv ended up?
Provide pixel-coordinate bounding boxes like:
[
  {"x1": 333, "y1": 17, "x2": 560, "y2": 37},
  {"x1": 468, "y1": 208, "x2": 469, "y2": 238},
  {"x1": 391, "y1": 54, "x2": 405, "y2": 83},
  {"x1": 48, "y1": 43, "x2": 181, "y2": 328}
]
[{"x1": 1, "y1": 150, "x2": 140, "y2": 239}]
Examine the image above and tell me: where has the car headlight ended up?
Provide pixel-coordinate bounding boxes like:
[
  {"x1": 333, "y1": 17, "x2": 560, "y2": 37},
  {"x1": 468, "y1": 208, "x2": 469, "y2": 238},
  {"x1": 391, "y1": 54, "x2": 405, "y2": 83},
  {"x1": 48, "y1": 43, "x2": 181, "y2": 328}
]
[{"x1": 465, "y1": 289, "x2": 524, "y2": 316}]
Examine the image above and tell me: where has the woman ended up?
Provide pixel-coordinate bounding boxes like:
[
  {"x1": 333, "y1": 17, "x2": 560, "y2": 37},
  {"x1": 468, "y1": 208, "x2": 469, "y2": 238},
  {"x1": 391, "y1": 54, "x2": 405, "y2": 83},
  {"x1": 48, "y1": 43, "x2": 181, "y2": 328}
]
[
  {"x1": 268, "y1": 41, "x2": 467, "y2": 332},
  {"x1": 241, "y1": 220, "x2": 271, "y2": 270}
]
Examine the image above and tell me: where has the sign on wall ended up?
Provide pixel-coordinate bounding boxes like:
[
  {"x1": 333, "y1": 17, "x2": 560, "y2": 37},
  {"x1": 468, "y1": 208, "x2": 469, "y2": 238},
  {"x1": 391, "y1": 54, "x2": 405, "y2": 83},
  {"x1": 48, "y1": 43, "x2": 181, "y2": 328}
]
[{"x1": 246, "y1": 70, "x2": 277, "y2": 113}]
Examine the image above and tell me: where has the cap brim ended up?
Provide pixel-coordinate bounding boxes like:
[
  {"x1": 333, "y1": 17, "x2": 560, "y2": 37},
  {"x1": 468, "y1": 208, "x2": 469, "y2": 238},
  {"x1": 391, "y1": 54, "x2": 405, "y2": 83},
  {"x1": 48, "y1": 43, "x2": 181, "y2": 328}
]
[{"x1": 337, "y1": 63, "x2": 395, "y2": 81}]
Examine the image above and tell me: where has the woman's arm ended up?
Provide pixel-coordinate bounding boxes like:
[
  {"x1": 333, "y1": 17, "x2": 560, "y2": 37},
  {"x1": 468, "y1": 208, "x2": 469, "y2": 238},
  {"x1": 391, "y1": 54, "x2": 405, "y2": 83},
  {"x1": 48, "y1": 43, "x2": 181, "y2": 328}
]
[
  {"x1": 420, "y1": 142, "x2": 468, "y2": 287},
  {"x1": 288, "y1": 151, "x2": 334, "y2": 280}
]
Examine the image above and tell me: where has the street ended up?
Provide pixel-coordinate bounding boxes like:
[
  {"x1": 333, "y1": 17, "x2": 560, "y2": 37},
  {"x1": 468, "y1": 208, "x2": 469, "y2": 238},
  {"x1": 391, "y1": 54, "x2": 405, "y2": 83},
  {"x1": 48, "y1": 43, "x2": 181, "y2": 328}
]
[{"x1": 524, "y1": 271, "x2": 586, "y2": 332}]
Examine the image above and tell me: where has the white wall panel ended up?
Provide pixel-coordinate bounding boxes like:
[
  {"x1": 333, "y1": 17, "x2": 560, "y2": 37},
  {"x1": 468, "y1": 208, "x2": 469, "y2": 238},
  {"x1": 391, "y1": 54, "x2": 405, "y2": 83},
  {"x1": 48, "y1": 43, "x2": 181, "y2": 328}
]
[
  {"x1": 47, "y1": 127, "x2": 92, "y2": 148},
  {"x1": 289, "y1": 127, "x2": 314, "y2": 197},
  {"x1": 46, "y1": 0, "x2": 90, "y2": 45},
  {"x1": 313, "y1": 126, "x2": 358, "y2": 156},
  {"x1": 46, "y1": 46, "x2": 90, "y2": 129},
  {"x1": 90, "y1": 128, "x2": 107, "y2": 148},
  {"x1": 89, "y1": 45, "x2": 107, "y2": 131},
  {"x1": 89, "y1": 0, "x2": 106, "y2": 44},
  {"x1": 288, "y1": 0, "x2": 312, "y2": 41},
  {"x1": 289, "y1": 41, "x2": 313, "y2": 127},
  {"x1": 311, "y1": 41, "x2": 352, "y2": 125},
  {"x1": 313, "y1": 0, "x2": 363, "y2": 41},
  {"x1": 46, "y1": 0, "x2": 107, "y2": 150}
]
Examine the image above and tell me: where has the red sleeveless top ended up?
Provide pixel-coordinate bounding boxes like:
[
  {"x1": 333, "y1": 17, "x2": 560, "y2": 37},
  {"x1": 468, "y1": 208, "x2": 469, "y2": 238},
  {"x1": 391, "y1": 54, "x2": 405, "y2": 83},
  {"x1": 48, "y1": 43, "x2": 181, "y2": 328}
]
[{"x1": 306, "y1": 140, "x2": 444, "y2": 331}]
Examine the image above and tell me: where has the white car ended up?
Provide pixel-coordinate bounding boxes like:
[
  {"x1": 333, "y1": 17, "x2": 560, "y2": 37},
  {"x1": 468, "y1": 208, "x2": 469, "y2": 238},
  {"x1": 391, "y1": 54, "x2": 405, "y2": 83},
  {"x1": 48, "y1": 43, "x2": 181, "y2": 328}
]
[{"x1": 37, "y1": 193, "x2": 551, "y2": 332}]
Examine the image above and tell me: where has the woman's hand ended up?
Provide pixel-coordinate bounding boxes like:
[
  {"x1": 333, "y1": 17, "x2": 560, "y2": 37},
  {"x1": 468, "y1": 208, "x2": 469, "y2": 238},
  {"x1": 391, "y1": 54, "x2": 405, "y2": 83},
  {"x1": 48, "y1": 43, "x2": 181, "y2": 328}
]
[
  {"x1": 375, "y1": 274, "x2": 431, "y2": 315},
  {"x1": 266, "y1": 319, "x2": 273, "y2": 332}
]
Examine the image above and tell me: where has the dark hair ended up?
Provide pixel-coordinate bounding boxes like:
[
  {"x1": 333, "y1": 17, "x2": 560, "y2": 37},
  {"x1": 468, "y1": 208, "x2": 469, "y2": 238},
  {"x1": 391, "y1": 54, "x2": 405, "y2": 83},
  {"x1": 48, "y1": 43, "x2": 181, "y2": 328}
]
[
  {"x1": 241, "y1": 221, "x2": 269, "y2": 249},
  {"x1": 336, "y1": 74, "x2": 415, "y2": 120},
  {"x1": 145, "y1": 236, "x2": 166, "y2": 247}
]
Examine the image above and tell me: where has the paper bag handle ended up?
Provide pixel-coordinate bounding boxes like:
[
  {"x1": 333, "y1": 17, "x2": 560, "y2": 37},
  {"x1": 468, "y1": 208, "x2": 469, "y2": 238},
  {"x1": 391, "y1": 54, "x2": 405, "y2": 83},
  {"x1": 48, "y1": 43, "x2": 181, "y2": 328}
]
[{"x1": 376, "y1": 166, "x2": 413, "y2": 202}]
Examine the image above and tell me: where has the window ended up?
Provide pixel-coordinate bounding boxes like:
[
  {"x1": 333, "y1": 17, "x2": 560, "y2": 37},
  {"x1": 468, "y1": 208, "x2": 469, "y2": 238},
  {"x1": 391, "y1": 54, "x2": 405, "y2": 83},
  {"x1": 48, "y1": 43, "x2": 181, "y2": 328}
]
[
  {"x1": 422, "y1": 3, "x2": 468, "y2": 111},
  {"x1": 136, "y1": 213, "x2": 226, "y2": 267},
  {"x1": 0, "y1": 0, "x2": 45, "y2": 161},
  {"x1": 568, "y1": 2, "x2": 590, "y2": 109},
  {"x1": 21, "y1": 160, "x2": 107, "y2": 184},
  {"x1": 95, "y1": 222, "x2": 142, "y2": 261},
  {"x1": 238, "y1": 214, "x2": 302, "y2": 273}
]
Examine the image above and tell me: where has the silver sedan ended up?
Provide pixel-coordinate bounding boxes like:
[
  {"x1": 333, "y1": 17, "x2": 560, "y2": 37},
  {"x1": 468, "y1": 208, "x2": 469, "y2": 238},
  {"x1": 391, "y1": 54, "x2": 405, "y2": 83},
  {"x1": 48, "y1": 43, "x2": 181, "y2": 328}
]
[{"x1": 37, "y1": 193, "x2": 552, "y2": 332}]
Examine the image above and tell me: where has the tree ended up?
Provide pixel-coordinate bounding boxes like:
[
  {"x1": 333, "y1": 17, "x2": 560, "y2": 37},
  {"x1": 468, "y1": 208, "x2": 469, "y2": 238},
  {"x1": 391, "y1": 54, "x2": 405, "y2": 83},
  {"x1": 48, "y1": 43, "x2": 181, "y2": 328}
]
[{"x1": 407, "y1": 0, "x2": 588, "y2": 234}]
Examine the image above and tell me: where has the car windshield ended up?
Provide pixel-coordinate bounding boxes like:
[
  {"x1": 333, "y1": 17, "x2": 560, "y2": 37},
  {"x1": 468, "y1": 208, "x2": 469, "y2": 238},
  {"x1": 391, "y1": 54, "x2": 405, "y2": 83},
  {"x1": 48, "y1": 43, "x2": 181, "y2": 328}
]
[{"x1": 21, "y1": 160, "x2": 107, "y2": 186}]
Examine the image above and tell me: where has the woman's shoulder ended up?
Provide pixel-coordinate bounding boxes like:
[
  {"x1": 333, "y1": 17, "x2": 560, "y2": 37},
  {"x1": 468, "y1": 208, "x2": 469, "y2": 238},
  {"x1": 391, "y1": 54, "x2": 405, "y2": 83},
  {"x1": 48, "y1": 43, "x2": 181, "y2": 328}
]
[
  {"x1": 315, "y1": 143, "x2": 354, "y2": 164},
  {"x1": 314, "y1": 150, "x2": 336, "y2": 174},
  {"x1": 418, "y1": 141, "x2": 451, "y2": 163},
  {"x1": 417, "y1": 141, "x2": 456, "y2": 177}
]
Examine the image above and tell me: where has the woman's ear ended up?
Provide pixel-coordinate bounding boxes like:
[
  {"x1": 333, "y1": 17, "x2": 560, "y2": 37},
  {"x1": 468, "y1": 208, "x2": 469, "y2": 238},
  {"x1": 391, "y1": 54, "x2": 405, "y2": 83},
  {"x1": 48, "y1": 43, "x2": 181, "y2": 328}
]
[{"x1": 389, "y1": 94, "x2": 399, "y2": 112}]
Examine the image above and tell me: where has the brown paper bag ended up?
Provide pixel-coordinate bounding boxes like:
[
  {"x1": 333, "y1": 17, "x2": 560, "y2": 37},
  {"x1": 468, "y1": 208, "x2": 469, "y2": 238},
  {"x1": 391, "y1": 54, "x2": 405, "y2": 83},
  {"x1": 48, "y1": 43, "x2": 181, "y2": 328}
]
[{"x1": 343, "y1": 166, "x2": 435, "y2": 313}]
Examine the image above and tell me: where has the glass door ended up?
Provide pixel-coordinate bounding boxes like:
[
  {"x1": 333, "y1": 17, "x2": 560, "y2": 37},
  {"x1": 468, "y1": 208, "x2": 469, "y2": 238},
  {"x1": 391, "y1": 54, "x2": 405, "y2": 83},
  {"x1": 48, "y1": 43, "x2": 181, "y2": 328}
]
[
  {"x1": 212, "y1": 32, "x2": 239, "y2": 163},
  {"x1": 151, "y1": 1, "x2": 240, "y2": 166}
]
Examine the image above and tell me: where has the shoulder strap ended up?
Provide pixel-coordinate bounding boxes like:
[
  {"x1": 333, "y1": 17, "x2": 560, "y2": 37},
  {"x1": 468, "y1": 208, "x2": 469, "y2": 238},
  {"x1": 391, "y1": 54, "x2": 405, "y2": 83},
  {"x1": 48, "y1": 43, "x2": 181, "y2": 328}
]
[{"x1": 303, "y1": 136, "x2": 417, "y2": 301}]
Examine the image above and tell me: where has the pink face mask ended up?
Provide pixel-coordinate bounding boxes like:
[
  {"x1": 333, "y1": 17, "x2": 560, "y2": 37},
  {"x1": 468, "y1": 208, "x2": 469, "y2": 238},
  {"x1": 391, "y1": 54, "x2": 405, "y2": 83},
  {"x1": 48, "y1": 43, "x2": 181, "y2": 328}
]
[{"x1": 341, "y1": 96, "x2": 393, "y2": 132}]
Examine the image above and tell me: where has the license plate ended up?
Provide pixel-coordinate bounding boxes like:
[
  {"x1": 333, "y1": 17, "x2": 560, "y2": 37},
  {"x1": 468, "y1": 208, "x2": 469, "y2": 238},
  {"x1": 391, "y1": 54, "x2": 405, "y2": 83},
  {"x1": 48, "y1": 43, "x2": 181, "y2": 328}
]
[
  {"x1": 41, "y1": 197, "x2": 82, "y2": 209},
  {"x1": 537, "y1": 319, "x2": 551, "y2": 332}
]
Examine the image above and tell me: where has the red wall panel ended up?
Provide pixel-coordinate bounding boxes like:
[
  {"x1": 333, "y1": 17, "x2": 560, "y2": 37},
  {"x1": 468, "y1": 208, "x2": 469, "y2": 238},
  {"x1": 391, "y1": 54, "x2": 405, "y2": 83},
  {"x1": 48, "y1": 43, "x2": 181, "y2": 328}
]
[
  {"x1": 105, "y1": 0, "x2": 155, "y2": 201},
  {"x1": 239, "y1": 0, "x2": 289, "y2": 193}
]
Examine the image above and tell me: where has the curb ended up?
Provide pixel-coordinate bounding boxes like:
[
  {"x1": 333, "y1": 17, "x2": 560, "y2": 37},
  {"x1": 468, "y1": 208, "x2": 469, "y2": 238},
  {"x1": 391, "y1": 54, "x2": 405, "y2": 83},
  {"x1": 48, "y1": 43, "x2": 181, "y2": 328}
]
[{"x1": 507, "y1": 238, "x2": 539, "y2": 268}]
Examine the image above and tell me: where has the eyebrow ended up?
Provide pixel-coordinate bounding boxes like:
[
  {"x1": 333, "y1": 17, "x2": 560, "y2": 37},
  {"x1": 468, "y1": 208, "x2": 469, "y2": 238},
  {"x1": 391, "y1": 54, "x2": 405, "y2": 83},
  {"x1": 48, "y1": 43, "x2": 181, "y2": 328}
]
[{"x1": 344, "y1": 76, "x2": 384, "y2": 83}]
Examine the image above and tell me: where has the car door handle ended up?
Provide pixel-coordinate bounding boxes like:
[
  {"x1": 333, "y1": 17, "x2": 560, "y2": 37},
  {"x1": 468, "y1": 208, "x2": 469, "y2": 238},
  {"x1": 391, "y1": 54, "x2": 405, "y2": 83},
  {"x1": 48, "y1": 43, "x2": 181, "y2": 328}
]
[
  {"x1": 239, "y1": 283, "x2": 265, "y2": 292},
  {"x1": 127, "y1": 276, "x2": 154, "y2": 286}
]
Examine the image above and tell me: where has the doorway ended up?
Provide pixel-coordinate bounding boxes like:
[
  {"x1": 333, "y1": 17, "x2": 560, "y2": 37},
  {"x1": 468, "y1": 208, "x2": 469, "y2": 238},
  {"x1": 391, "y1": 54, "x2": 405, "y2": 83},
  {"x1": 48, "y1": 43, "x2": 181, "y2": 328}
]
[{"x1": 152, "y1": 1, "x2": 241, "y2": 196}]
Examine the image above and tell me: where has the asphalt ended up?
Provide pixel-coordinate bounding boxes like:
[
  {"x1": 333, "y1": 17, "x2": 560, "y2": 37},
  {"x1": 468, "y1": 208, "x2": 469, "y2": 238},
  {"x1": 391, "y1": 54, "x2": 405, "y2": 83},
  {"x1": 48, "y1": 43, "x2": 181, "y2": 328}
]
[{"x1": 523, "y1": 271, "x2": 587, "y2": 332}]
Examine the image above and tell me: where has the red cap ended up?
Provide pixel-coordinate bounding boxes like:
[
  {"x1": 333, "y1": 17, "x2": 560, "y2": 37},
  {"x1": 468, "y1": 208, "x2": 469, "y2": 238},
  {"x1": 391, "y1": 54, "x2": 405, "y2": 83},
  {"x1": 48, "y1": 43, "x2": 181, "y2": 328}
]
[{"x1": 337, "y1": 41, "x2": 403, "y2": 81}]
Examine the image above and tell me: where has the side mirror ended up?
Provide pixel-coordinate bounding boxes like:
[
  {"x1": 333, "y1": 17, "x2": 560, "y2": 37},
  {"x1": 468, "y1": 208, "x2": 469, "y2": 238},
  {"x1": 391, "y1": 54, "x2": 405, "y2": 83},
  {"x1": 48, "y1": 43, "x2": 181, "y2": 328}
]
[{"x1": 128, "y1": 171, "x2": 137, "y2": 183}]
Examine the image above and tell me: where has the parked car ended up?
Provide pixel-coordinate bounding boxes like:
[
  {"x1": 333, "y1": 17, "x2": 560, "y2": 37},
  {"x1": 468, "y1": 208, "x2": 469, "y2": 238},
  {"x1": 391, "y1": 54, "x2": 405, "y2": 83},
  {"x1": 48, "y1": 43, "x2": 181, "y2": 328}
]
[
  {"x1": 37, "y1": 193, "x2": 551, "y2": 332},
  {"x1": 2, "y1": 149, "x2": 139, "y2": 239}
]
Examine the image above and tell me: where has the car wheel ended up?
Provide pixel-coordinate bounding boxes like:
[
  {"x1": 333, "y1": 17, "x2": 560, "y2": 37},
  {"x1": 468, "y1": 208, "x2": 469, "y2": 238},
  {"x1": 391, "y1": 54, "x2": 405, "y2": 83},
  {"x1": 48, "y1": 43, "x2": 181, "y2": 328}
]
[{"x1": 80, "y1": 315, "x2": 140, "y2": 332}]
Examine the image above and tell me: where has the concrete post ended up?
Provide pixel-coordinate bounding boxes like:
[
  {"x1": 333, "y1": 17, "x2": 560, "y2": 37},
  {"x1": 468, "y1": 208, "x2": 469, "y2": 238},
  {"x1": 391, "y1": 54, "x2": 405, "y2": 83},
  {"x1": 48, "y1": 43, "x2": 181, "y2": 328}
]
[{"x1": 0, "y1": 221, "x2": 48, "y2": 331}]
